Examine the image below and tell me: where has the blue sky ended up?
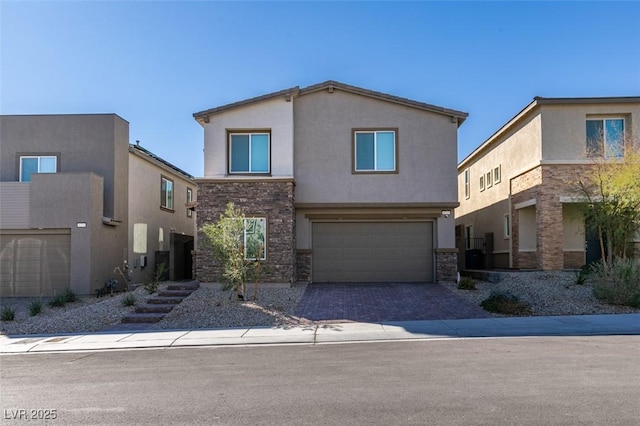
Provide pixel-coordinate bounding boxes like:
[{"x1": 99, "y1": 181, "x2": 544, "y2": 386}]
[{"x1": 2, "y1": 1, "x2": 639, "y2": 177}]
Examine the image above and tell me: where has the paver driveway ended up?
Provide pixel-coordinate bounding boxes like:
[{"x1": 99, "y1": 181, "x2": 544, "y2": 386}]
[{"x1": 295, "y1": 282, "x2": 491, "y2": 322}]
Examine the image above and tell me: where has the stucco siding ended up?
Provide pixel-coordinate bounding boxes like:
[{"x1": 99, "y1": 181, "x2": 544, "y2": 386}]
[
  {"x1": 541, "y1": 103, "x2": 640, "y2": 161},
  {"x1": 294, "y1": 90, "x2": 459, "y2": 204},
  {"x1": 128, "y1": 152, "x2": 196, "y2": 284},
  {"x1": 0, "y1": 183, "x2": 30, "y2": 228},
  {"x1": 202, "y1": 97, "x2": 294, "y2": 178}
]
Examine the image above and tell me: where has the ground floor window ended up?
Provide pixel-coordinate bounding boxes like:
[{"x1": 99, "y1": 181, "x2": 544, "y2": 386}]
[{"x1": 244, "y1": 218, "x2": 266, "y2": 260}]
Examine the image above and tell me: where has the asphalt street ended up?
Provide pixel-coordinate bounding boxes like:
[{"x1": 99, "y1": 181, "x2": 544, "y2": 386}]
[{"x1": 2, "y1": 336, "x2": 639, "y2": 425}]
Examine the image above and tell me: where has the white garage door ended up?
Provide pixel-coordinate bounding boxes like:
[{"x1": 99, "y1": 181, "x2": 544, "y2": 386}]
[
  {"x1": 0, "y1": 232, "x2": 71, "y2": 297},
  {"x1": 312, "y1": 222, "x2": 433, "y2": 282}
]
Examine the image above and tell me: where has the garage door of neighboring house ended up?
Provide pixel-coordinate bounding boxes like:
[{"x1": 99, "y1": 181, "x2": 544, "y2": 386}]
[
  {"x1": 0, "y1": 231, "x2": 71, "y2": 297},
  {"x1": 312, "y1": 222, "x2": 433, "y2": 282}
]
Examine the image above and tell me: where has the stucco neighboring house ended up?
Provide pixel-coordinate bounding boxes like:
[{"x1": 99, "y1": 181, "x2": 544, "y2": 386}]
[
  {"x1": 455, "y1": 96, "x2": 640, "y2": 271},
  {"x1": 0, "y1": 114, "x2": 196, "y2": 297},
  {"x1": 193, "y1": 81, "x2": 468, "y2": 284}
]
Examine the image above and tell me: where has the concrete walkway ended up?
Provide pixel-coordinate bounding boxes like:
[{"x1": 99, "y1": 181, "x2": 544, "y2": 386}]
[{"x1": 2, "y1": 313, "x2": 639, "y2": 354}]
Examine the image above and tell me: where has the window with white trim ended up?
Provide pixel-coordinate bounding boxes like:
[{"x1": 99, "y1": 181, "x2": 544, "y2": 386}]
[
  {"x1": 493, "y1": 165, "x2": 501, "y2": 184},
  {"x1": 243, "y1": 218, "x2": 266, "y2": 260},
  {"x1": 354, "y1": 129, "x2": 397, "y2": 172},
  {"x1": 161, "y1": 176, "x2": 174, "y2": 210},
  {"x1": 486, "y1": 171, "x2": 493, "y2": 188},
  {"x1": 229, "y1": 132, "x2": 270, "y2": 174},
  {"x1": 186, "y1": 187, "x2": 193, "y2": 218},
  {"x1": 586, "y1": 118, "x2": 625, "y2": 158},
  {"x1": 479, "y1": 175, "x2": 485, "y2": 192},
  {"x1": 464, "y1": 168, "x2": 470, "y2": 199},
  {"x1": 19, "y1": 155, "x2": 57, "y2": 182},
  {"x1": 504, "y1": 214, "x2": 511, "y2": 238}
]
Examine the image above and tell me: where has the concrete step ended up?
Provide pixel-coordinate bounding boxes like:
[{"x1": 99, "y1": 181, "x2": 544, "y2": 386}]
[
  {"x1": 121, "y1": 313, "x2": 165, "y2": 323},
  {"x1": 158, "y1": 289, "x2": 193, "y2": 298},
  {"x1": 147, "y1": 296, "x2": 184, "y2": 305},
  {"x1": 135, "y1": 304, "x2": 175, "y2": 314},
  {"x1": 168, "y1": 282, "x2": 200, "y2": 291}
]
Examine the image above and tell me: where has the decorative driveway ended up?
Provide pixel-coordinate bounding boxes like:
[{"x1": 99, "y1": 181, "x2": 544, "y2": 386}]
[{"x1": 294, "y1": 282, "x2": 491, "y2": 322}]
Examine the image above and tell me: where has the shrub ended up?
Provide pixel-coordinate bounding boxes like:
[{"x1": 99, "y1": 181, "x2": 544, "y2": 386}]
[
  {"x1": 122, "y1": 293, "x2": 137, "y2": 307},
  {"x1": 458, "y1": 276, "x2": 477, "y2": 290},
  {"x1": 481, "y1": 290, "x2": 532, "y2": 316},
  {"x1": 1, "y1": 306, "x2": 16, "y2": 321},
  {"x1": 49, "y1": 294, "x2": 67, "y2": 308},
  {"x1": 29, "y1": 300, "x2": 44, "y2": 316},
  {"x1": 590, "y1": 258, "x2": 640, "y2": 308},
  {"x1": 62, "y1": 288, "x2": 78, "y2": 303},
  {"x1": 574, "y1": 265, "x2": 591, "y2": 285},
  {"x1": 144, "y1": 263, "x2": 167, "y2": 294}
]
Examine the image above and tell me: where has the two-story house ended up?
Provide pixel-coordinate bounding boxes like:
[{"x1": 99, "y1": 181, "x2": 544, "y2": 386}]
[
  {"x1": 0, "y1": 114, "x2": 196, "y2": 297},
  {"x1": 193, "y1": 81, "x2": 468, "y2": 284},
  {"x1": 456, "y1": 96, "x2": 640, "y2": 271}
]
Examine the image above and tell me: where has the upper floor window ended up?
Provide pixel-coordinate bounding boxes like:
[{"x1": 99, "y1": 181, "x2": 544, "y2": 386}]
[
  {"x1": 493, "y1": 165, "x2": 501, "y2": 184},
  {"x1": 229, "y1": 131, "x2": 270, "y2": 174},
  {"x1": 161, "y1": 176, "x2": 174, "y2": 210},
  {"x1": 586, "y1": 118, "x2": 625, "y2": 158},
  {"x1": 19, "y1": 155, "x2": 57, "y2": 182},
  {"x1": 353, "y1": 129, "x2": 397, "y2": 173},
  {"x1": 464, "y1": 168, "x2": 470, "y2": 199}
]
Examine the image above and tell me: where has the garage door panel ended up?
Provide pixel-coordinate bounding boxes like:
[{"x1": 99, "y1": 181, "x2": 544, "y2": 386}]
[
  {"x1": 312, "y1": 222, "x2": 433, "y2": 283},
  {"x1": 0, "y1": 233, "x2": 70, "y2": 297}
]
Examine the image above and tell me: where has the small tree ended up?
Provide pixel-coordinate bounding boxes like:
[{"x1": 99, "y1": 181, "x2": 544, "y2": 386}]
[
  {"x1": 201, "y1": 202, "x2": 249, "y2": 300},
  {"x1": 577, "y1": 139, "x2": 640, "y2": 266}
]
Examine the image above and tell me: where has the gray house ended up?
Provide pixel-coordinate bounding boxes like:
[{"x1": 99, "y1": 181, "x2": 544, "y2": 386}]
[
  {"x1": 0, "y1": 114, "x2": 196, "y2": 297},
  {"x1": 193, "y1": 81, "x2": 467, "y2": 284}
]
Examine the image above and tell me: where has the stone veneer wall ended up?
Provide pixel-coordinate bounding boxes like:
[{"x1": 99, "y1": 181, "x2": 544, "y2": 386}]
[
  {"x1": 435, "y1": 249, "x2": 458, "y2": 282},
  {"x1": 296, "y1": 250, "x2": 311, "y2": 283},
  {"x1": 195, "y1": 180, "x2": 296, "y2": 283},
  {"x1": 511, "y1": 164, "x2": 598, "y2": 270}
]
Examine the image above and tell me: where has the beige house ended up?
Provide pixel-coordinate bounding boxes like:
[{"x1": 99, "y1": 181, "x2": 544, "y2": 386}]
[
  {"x1": 456, "y1": 97, "x2": 640, "y2": 271},
  {"x1": 193, "y1": 81, "x2": 468, "y2": 284},
  {"x1": 0, "y1": 114, "x2": 196, "y2": 297}
]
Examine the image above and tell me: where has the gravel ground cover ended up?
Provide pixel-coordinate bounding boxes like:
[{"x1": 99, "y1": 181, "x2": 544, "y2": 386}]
[
  {"x1": 0, "y1": 287, "x2": 144, "y2": 335},
  {"x1": 2, "y1": 271, "x2": 638, "y2": 336},
  {"x1": 441, "y1": 271, "x2": 640, "y2": 316}
]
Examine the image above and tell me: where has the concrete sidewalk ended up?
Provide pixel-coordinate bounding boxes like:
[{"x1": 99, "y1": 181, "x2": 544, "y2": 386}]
[{"x1": 2, "y1": 313, "x2": 639, "y2": 354}]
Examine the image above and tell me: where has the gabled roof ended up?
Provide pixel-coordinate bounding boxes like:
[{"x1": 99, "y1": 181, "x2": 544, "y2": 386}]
[
  {"x1": 458, "y1": 95, "x2": 640, "y2": 170},
  {"x1": 129, "y1": 143, "x2": 195, "y2": 180},
  {"x1": 193, "y1": 80, "x2": 468, "y2": 126}
]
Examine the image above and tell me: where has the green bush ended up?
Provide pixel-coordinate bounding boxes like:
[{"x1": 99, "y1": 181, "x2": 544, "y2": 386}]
[
  {"x1": 49, "y1": 294, "x2": 67, "y2": 308},
  {"x1": 481, "y1": 290, "x2": 532, "y2": 316},
  {"x1": 29, "y1": 300, "x2": 44, "y2": 316},
  {"x1": 62, "y1": 288, "x2": 78, "y2": 303},
  {"x1": 574, "y1": 265, "x2": 591, "y2": 285},
  {"x1": 1, "y1": 306, "x2": 16, "y2": 321},
  {"x1": 458, "y1": 276, "x2": 477, "y2": 290},
  {"x1": 144, "y1": 263, "x2": 167, "y2": 294},
  {"x1": 590, "y1": 258, "x2": 640, "y2": 308},
  {"x1": 121, "y1": 293, "x2": 137, "y2": 307}
]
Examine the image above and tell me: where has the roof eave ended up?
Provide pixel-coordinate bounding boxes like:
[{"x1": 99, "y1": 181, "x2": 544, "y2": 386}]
[{"x1": 192, "y1": 86, "x2": 300, "y2": 125}]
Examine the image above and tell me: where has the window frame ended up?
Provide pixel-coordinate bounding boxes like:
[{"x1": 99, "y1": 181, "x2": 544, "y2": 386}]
[
  {"x1": 464, "y1": 168, "x2": 470, "y2": 199},
  {"x1": 243, "y1": 217, "x2": 267, "y2": 261},
  {"x1": 586, "y1": 117, "x2": 626, "y2": 159},
  {"x1": 18, "y1": 155, "x2": 58, "y2": 182},
  {"x1": 227, "y1": 129, "x2": 272, "y2": 175},
  {"x1": 486, "y1": 171, "x2": 493, "y2": 188},
  {"x1": 352, "y1": 128, "x2": 399, "y2": 174},
  {"x1": 504, "y1": 214, "x2": 511, "y2": 239},
  {"x1": 160, "y1": 175, "x2": 174, "y2": 211},
  {"x1": 479, "y1": 175, "x2": 485, "y2": 192},
  {"x1": 493, "y1": 165, "x2": 501, "y2": 184},
  {"x1": 186, "y1": 187, "x2": 193, "y2": 218}
]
